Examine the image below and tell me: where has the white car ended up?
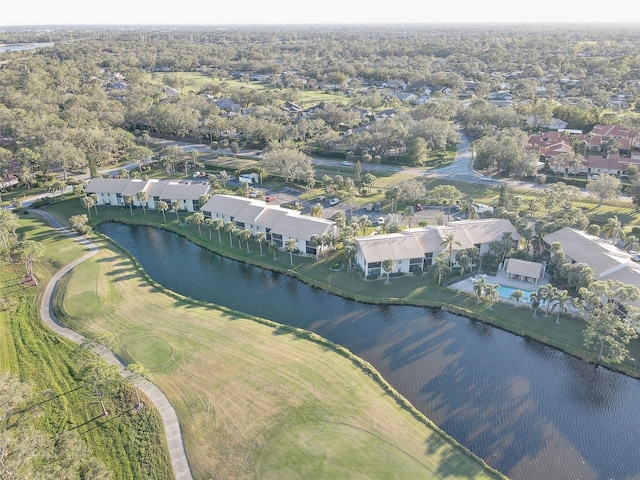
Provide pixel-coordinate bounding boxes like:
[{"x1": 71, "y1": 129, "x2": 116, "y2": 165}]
[
  {"x1": 342, "y1": 161, "x2": 352, "y2": 166},
  {"x1": 329, "y1": 198, "x2": 340, "y2": 206},
  {"x1": 376, "y1": 217, "x2": 385, "y2": 225},
  {"x1": 192, "y1": 171, "x2": 201, "y2": 178}
]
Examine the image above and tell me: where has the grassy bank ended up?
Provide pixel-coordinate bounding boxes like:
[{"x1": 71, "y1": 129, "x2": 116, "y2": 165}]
[
  {"x1": 50, "y1": 227, "x2": 503, "y2": 479},
  {"x1": 0, "y1": 213, "x2": 172, "y2": 479}
]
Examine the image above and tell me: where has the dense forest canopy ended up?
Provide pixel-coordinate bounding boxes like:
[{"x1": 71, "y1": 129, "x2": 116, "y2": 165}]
[{"x1": 1, "y1": 24, "x2": 639, "y2": 177}]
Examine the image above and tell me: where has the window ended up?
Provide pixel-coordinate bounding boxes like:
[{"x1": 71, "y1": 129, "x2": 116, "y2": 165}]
[
  {"x1": 424, "y1": 252, "x2": 433, "y2": 266},
  {"x1": 192, "y1": 200, "x2": 199, "y2": 210},
  {"x1": 271, "y1": 233, "x2": 283, "y2": 247},
  {"x1": 235, "y1": 221, "x2": 245, "y2": 229},
  {"x1": 306, "y1": 244, "x2": 317, "y2": 255},
  {"x1": 409, "y1": 258, "x2": 423, "y2": 272}
]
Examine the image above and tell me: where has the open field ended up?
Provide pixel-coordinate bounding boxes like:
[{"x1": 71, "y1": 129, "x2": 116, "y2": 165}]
[
  {"x1": 151, "y1": 72, "x2": 348, "y2": 108},
  {"x1": 0, "y1": 214, "x2": 172, "y2": 479},
  {"x1": 53, "y1": 232, "x2": 503, "y2": 480}
]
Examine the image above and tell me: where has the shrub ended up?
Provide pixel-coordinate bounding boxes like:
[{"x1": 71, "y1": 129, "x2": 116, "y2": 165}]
[{"x1": 366, "y1": 273, "x2": 379, "y2": 280}]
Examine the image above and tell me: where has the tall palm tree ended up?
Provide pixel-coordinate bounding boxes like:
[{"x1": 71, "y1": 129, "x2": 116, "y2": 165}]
[
  {"x1": 433, "y1": 252, "x2": 451, "y2": 286},
  {"x1": 136, "y1": 190, "x2": 148, "y2": 214},
  {"x1": 485, "y1": 283, "x2": 500, "y2": 309},
  {"x1": 268, "y1": 240, "x2": 279, "y2": 260},
  {"x1": 440, "y1": 232, "x2": 461, "y2": 267},
  {"x1": 239, "y1": 229, "x2": 252, "y2": 252},
  {"x1": 382, "y1": 258, "x2": 394, "y2": 284},
  {"x1": 81, "y1": 196, "x2": 95, "y2": 219},
  {"x1": 255, "y1": 231, "x2": 267, "y2": 256},
  {"x1": 285, "y1": 238, "x2": 298, "y2": 265},
  {"x1": 123, "y1": 194, "x2": 135, "y2": 215},
  {"x1": 472, "y1": 276, "x2": 488, "y2": 302},
  {"x1": 529, "y1": 291, "x2": 541, "y2": 317},
  {"x1": 171, "y1": 201, "x2": 181, "y2": 221},
  {"x1": 156, "y1": 201, "x2": 168, "y2": 222},
  {"x1": 204, "y1": 217, "x2": 214, "y2": 240},
  {"x1": 601, "y1": 216, "x2": 626, "y2": 244},
  {"x1": 189, "y1": 212, "x2": 205, "y2": 235},
  {"x1": 357, "y1": 215, "x2": 370, "y2": 235},
  {"x1": 224, "y1": 221, "x2": 236, "y2": 246},
  {"x1": 213, "y1": 219, "x2": 224, "y2": 242},
  {"x1": 402, "y1": 206, "x2": 416, "y2": 228},
  {"x1": 550, "y1": 289, "x2": 570, "y2": 324}
]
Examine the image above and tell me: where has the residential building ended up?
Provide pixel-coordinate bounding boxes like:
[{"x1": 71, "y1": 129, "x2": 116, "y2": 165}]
[
  {"x1": 200, "y1": 194, "x2": 338, "y2": 256},
  {"x1": 85, "y1": 178, "x2": 210, "y2": 212},
  {"x1": 354, "y1": 219, "x2": 520, "y2": 276},
  {"x1": 543, "y1": 227, "x2": 640, "y2": 289}
]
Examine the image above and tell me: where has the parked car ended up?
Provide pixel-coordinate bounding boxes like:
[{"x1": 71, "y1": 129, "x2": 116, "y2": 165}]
[
  {"x1": 249, "y1": 190, "x2": 260, "y2": 198},
  {"x1": 373, "y1": 202, "x2": 381, "y2": 212},
  {"x1": 192, "y1": 171, "x2": 201, "y2": 178},
  {"x1": 375, "y1": 217, "x2": 385, "y2": 225},
  {"x1": 342, "y1": 161, "x2": 352, "y2": 166},
  {"x1": 329, "y1": 197, "x2": 340, "y2": 206},
  {"x1": 265, "y1": 195, "x2": 276, "y2": 202},
  {"x1": 415, "y1": 203, "x2": 423, "y2": 211}
]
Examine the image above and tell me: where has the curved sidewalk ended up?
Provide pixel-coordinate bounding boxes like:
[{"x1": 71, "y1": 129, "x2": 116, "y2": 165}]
[{"x1": 31, "y1": 209, "x2": 193, "y2": 480}]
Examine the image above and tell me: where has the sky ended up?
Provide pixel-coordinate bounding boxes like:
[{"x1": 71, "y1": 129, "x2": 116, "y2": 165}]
[{"x1": 2, "y1": 0, "x2": 640, "y2": 27}]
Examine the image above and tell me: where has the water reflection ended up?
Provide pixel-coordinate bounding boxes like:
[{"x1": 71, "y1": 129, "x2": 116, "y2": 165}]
[{"x1": 98, "y1": 223, "x2": 640, "y2": 480}]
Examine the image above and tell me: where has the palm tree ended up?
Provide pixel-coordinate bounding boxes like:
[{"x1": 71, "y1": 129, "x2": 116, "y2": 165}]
[
  {"x1": 213, "y1": 219, "x2": 224, "y2": 242},
  {"x1": 601, "y1": 216, "x2": 626, "y2": 244},
  {"x1": 440, "y1": 232, "x2": 461, "y2": 267},
  {"x1": 232, "y1": 228, "x2": 243, "y2": 250},
  {"x1": 382, "y1": 258, "x2": 394, "y2": 284},
  {"x1": 136, "y1": 190, "x2": 148, "y2": 214},
  {"x1": 171, "y1": 201, "x2": 181, "y2": 221},
  {"x1": 204, "y1": 218, "x2": 214, "y2": 240},
  {"x1": 540, "y1": 285, "x2": 560, "y2": 317},
  {"x1": 123, "y1": 194, "x2": 135, "y2": 215},
  {"x1": 510, "y1": 289, "x2": 525, "y2": 304},
  {"x1": 255, "y1": 232, "x2": 267, "y2": 256},
  {"x1": 239, "y1": 229, "x2": 252, "y2": 252},
  {"x1": 90, "y1": 194, "x2": 99, "y2": 216},
  {"x1": 472, "y1": 276, "x2": 488, "y2": 302},
  {"x1": 285, "y1": 238, "x2": 297, "y2": 265},
  {"x1": 310, "y1": 204, "x2": 324, "y2": 218},
  {"x1": 81, "y1": 196, "x2": 95, "y2": 219},
  {"x1": 433, "y1": 252, "x2": 451, "y2": 286},
  {"x1": 357, "y1": 215, "x2": 370, "y2": 235},
  {"x1": 189, "y1": 212, "x2": 205, "y2": 235},
  {"x1": 485, "y1": 283, "x2": 500, "y2": 309},
  {"x1": 550, "y1": 289, "x2": 570, "y2": 324},
  {"x1": 529, "y1": 291, "x2": 541, "y2": 317},
  {"x1": 343, "y1": 241, "x2": 356, "y2": 270},
  {"x1": 156, "y1": 201, "x2": 169, "y2": 222},
  {"x1": 224, "y1": 221, "x2": 236, "y2": 247},
  {"x1": 268, "y1": 240, "x2": 279, "y2": 260},
  {"x1": 402, "y1": 206, "x2": 416, "y2": 228}
]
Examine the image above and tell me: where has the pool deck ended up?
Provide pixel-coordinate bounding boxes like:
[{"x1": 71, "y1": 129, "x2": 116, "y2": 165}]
[{"x1": 450, "y1": 270, "x2": 549, "y2": 297}]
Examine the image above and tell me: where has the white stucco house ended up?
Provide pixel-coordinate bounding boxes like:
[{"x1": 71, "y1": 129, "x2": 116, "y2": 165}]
[
  {"x1": 85, "y1": 178, "x2": 211, "y2": 212},
  {"x1": 200, "y1": 194, "x2": 338, "y2": 256},
  {"x1": 354, "y1": 219, "x2": 520, "y2": 276}
]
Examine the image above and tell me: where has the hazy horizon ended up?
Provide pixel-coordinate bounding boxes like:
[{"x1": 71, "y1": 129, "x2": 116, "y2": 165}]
[{"x1": 3, "y1": 0, "x2": 640, "y2": 28}]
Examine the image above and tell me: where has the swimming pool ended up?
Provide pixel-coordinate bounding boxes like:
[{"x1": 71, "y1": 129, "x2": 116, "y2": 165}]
[{"x1": 498, "y1": 284, "x2": 535, "y2": 300}]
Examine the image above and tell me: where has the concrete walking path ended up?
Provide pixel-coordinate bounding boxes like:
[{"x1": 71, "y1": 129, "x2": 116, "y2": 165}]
[{"x1": 31, "y1": 209, "x2": 193, "y2": 480}]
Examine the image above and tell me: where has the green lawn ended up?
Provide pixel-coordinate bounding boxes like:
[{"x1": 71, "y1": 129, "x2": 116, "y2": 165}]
[
  {"x1": 0, "y1": 215, "x2": 172, "y2": 479},
  {"x1": 52, "y1": 233, "x2": 503, "y2": 480}
]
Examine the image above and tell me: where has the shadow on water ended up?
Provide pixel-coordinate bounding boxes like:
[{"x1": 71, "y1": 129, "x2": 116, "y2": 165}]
[{"x1": 97, "y1": 222, "x2": 640, "y2": 480}]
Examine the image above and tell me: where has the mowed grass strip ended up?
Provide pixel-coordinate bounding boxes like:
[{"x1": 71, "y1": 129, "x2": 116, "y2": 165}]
[{"x1": 56, "y1": 237, "x2": 503, "y2": 480}]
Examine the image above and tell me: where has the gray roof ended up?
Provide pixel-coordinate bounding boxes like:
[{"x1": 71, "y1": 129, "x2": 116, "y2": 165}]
[
  {"x1": 544, "y1": 227, "x2": 639, "y2": 280},
  {"x1": 356, "y1": 233, "x2": 425, "y2": 263},
  {"x1": 201, "y1": 194, "x2": 336, "y2": 240},
  {"x1": 272, "y1": 214, "x2": 335, "y2": 239},
  {"x1": 159, "y1": 182, "x2": 209, "y2": 201},
  {"x1": 86, "y1": 178, "x2": 210, "y2": 201},
  {"x1": 86, "y1": 178, "x2": 132, "y2": 194}
]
